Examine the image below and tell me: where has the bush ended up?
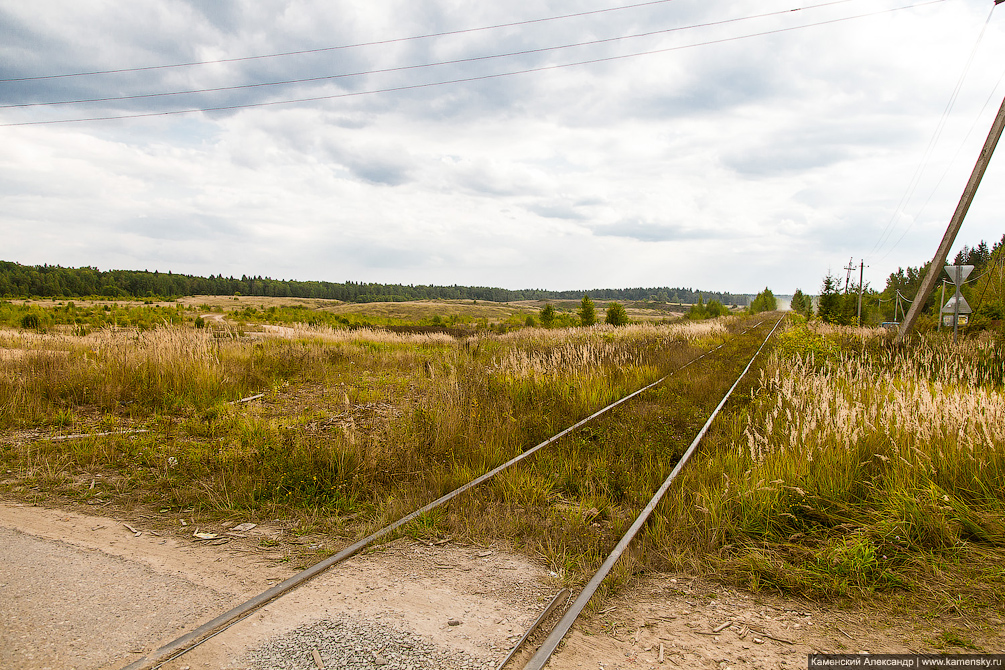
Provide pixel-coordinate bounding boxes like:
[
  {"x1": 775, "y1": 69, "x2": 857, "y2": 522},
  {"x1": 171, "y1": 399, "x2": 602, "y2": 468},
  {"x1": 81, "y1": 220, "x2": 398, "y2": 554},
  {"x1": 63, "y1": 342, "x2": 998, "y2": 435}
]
[
  {"x1": 579, "y1": 295, "x2": 596, "y2": 326},
  {"x1": 20, "y1": 312, "x2": 40, "y2": 329},
  {"x1": 689, "y1": 297, "x2": 730, "y2": 320},
  {"x1": 540, "y1": 304, "x2": 556, "y2": 328},
  {"x1": 605, "y1": 302, "x2": 629, "y2": 327},
  {"x1": 791, "y1": 289, "x2": 813, "y2": 317},
  {"x1": 749, "y1": 287, "x2": 777, "y2": 314}
]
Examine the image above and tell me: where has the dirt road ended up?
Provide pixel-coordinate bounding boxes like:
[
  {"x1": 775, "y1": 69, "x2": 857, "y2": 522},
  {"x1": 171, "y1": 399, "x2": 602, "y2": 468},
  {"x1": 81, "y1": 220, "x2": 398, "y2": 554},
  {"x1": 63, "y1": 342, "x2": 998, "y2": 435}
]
[
  {"x1": 1, "y1": 502, "x2": 1000, "y2": 670},
  {"x1": 0, "y1": 503, "x2": 555, "y2": 670}
]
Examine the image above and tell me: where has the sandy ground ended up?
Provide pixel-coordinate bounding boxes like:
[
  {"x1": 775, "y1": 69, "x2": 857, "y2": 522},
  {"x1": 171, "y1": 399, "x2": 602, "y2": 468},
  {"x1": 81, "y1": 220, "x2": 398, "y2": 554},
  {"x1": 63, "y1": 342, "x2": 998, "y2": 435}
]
[
  {"x1": 0, "y1": 503, "x2": 557, "y2": 670},
  {"x1": 1, "y1": 502, "x2": 1001, "y2": 670}
]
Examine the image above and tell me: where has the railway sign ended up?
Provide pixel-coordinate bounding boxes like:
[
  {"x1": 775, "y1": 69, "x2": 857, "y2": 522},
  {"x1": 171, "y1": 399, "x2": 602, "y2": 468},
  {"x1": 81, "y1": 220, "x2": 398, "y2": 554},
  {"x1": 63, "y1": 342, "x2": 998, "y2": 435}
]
[
  {"x1": 945, "y1": 264, "x2": 974, "y2": 286},
  {"x1": 943, "y1": 265, "x2": 974, "y2": 342},
  {"x1": 941, "y1": 295, "x2": 972, "y2": 314}
]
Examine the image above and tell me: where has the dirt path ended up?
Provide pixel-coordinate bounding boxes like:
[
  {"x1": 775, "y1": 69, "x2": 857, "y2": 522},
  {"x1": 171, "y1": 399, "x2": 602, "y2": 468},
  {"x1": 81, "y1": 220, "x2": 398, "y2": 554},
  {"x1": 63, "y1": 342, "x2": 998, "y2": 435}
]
[
  {"x1": 1, "y1": 503, "x2": 1000, "y2": 670},
  {"x1": 0, "y1": 503, "x2": 555, "y2": 670}
]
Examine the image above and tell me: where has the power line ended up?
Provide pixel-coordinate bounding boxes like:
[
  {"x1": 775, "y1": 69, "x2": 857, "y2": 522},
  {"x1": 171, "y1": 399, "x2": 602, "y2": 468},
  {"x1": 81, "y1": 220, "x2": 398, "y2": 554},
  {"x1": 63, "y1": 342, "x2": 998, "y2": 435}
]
[
  {"x1": 971, "y1": 251, "x2": 1004, "y2": 317},
  {"x1": 0, "y1": 0, "x2": 681, "y2": 83},
  {"x1": 0, "y1": 0, "x2": 863, "y2": 110},
  {"x1": 877, "y1": 59, "x2": 1005, "y2": 263},
  {"x1": 0, "y1": 0, "x2": 945, "y2": 128},
  {"x1": 869, "y1": 3, "x2": 996, "y2": 262}
]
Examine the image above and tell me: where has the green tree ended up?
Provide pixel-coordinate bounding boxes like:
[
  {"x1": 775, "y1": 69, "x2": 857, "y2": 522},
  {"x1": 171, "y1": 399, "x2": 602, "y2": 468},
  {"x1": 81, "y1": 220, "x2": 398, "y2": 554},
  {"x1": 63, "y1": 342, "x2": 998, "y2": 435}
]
[
  {"x1": 605, "y1": 302, "x2": 629, "y2": 326},
  {"x1": 579, "y1": 295, "x2": 596, "y2": 326},
  {"x1": 749, "y1": 287, "x2": 777, "y2": 314},
  {"x1": 790, "y1": 289, "x2": 813, "y2": 317},
  {"x1": 817, "y1": 274, "x2": 844, "y2": 324},
  {"x1": 687, "y1": 295, "x2": 706, "y2": 320},
  {"x1": 540, "y1": 304, "x2": 556, "y2": 328},
  {"x1": 706, "y1": 299, "x2": 730, "y2": 317}
]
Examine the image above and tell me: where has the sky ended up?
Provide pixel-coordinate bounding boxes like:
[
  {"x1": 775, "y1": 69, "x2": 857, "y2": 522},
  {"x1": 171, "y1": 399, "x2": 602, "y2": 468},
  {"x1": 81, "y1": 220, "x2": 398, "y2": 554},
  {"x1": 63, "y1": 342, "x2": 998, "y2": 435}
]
[{"x1": 2, "y1": 0, "x2": 1005, "y2": 295}]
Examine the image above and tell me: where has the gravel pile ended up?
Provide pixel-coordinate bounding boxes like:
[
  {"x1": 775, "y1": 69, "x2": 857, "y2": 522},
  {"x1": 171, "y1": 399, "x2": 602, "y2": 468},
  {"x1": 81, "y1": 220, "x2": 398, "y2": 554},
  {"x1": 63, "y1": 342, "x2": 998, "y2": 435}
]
[{"x1": 244, "y1": 615, "x2": 500, "y2": 670}]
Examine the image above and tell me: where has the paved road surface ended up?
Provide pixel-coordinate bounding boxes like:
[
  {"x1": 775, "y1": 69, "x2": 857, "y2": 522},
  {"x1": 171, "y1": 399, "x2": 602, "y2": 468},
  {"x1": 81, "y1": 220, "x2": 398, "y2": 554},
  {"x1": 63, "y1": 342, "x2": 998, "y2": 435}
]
[{"x1": 0, "y1": 524, "x2": 229, "y2": 670}]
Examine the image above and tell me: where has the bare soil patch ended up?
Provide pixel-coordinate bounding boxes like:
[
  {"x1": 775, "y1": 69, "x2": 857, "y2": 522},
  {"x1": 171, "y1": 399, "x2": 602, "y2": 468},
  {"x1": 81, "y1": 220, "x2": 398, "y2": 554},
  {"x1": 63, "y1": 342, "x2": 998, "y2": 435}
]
[
  {"x1": 2, "y1": 502, "x2": 1000, "y2": 670},
  {"x1": 523, "y1": 574, "x2": 1004, "y2": 669}
]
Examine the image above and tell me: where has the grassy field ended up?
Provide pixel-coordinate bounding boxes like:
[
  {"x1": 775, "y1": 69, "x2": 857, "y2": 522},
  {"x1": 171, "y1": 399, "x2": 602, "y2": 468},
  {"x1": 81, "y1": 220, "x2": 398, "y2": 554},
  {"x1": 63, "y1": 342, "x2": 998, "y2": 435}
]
[
  {"x1": 1, "y1": 301, "x2": 1002, "y2": 631},
  {"x1": 641, "y1": 320, "x2": 1005, "y2": 624},
  {"x1": 0, "y1": 303, "x2": 730, "y2": 539},
  {"x1": 4, "y1": 295, "x2": 687, "y2": 335}
]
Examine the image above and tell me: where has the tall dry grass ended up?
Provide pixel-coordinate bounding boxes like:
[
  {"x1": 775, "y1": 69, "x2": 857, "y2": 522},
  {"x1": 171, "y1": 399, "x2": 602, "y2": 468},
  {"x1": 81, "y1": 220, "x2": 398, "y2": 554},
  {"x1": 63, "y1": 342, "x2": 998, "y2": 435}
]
[
  {"x1": 643, "y1": 321, "x2": 1005, "y2": 605},
  {"x1": 0, "y1": 328, "x2": 270, "y2": 425},
  {"x1": 1, "y1": 318, "x2": 732, "y2": 531}
]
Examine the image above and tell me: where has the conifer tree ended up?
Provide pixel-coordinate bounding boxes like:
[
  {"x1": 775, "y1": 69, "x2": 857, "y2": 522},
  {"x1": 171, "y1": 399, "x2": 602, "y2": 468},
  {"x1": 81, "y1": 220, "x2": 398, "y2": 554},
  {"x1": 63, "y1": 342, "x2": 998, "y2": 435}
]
[
  {"x1": 579, "y1": 295, "x2": 596, "y2": 326},
  {"x1": 605, "y1": 302, "x2": 629, "y2": 326},
  {"x1": 540, "y1": 304, "x2": 556, "y2": 328}
]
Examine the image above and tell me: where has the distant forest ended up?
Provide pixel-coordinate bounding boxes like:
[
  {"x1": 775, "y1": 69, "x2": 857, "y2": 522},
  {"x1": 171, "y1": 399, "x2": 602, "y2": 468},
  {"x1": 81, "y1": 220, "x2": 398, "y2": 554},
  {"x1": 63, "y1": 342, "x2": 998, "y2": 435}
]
[{"x1": 0, "y1": 260, "x2": 751, "y2": 306}]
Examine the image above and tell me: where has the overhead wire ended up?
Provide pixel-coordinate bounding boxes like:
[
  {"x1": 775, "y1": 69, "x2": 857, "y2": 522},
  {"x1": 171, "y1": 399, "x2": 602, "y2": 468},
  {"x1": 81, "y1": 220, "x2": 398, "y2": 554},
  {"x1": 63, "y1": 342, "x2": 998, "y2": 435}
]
[
  {"x1": 0, "y1": 0, "x2": 682, "y2": 82},
  {"x1": 876, "y1": 60, "x2": 1005, "y2": 263},
  {"x1": 970, "y1": 252, "x2": 1004, "y2": 318},
  {"x1": 0, "y1": 0, "x2": 946, "y2": 128},
  {"x1": 869, "y1": 3, "x2": 997, "y2": 263},
  {"x1": 0, "y1": 0, "x2": 865, "y2": 110}
]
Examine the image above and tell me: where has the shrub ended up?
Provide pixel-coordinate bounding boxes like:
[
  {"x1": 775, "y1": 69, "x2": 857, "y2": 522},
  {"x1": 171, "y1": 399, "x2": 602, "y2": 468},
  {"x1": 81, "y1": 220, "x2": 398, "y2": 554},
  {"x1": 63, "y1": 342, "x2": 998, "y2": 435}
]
[
  {"x1": 579, "y1": 295, "x2": 596, "y2": 326},
  {"x1": 605, "y1": 302, "x2": 629, "y2": 327},
  {"x1": 540, "y1": 304, "x2": 556, "y2": 328},
  {"x1": 688, "y1": 297, "x2": 730, "y2": 321},
  {"x1": 791, "y1": 289, "x2": 813, "y2": 317},
  {"x1": 749, "y1": 287, "x2": 777, "y2": 314}
]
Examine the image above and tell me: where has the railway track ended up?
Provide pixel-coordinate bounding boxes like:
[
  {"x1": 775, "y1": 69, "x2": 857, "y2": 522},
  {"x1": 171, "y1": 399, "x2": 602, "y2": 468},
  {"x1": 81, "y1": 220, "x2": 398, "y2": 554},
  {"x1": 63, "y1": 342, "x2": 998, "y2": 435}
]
[{"x1": 121, "y1": 315, "x2": 784, "y2": 670}]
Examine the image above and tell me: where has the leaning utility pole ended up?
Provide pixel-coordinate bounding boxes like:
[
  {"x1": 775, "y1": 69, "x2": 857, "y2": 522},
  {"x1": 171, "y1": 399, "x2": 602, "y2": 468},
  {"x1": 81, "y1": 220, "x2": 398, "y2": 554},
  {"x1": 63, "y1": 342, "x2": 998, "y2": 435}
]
[
  {"x1": 895, "y1": 89, "x2": 1005, "y2": 344},
  {"x1": 843, "y1": 257, "x2": 856, "y2": 293},
  {"x1": 856, "y1": 259, "x2": 867, "y2": 326},
  {"x1": 937, "y1": 281, "x2": 945, "y2": 332}
]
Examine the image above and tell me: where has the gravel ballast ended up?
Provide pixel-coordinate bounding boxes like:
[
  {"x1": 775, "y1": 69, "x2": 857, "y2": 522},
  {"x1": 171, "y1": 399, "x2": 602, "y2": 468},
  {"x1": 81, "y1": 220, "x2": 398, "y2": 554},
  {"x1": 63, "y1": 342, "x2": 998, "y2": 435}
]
[{"x1": 244, "y1": 615, "x2": 500, "y2": 670}]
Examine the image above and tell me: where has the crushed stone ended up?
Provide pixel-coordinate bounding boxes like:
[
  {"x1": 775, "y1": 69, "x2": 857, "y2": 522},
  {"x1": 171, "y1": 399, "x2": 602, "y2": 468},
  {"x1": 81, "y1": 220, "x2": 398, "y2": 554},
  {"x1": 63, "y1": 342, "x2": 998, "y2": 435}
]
[{"x1": 244, "y1": 614, "x2": 499, "y2": 670}]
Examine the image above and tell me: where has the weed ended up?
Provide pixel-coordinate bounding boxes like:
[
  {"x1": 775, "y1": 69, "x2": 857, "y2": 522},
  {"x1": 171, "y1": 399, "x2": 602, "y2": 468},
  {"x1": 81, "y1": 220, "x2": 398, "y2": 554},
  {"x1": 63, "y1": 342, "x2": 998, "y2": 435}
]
[
  {"x1": 936, "y1": 629, "x2": 980, "y2": 651},
  {"x1": 3, "y1": 314, "x2": 1002, "y2": 620}
]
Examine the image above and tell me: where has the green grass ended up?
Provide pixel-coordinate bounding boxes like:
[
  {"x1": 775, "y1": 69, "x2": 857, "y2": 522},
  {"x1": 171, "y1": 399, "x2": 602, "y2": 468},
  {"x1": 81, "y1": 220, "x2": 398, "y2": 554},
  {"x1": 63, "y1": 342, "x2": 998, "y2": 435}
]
[
  {"x1": 0, "y1": 318, "x2": 730, "y2": 529},
  {"x1": 634, "y1": 322, "x2": 1005, "y2": 618},
  {"x1": 2, "y1": 310, "x2": 1003, "y2": 621},
  {"x1": 1, "y1": 299, "x2": 191, "y2": 332}
]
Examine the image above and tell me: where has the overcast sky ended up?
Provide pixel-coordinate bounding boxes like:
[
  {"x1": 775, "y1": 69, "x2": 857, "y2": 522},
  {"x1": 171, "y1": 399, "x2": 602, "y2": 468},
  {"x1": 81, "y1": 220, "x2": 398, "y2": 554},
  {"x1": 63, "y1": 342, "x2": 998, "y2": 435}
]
[{"x1": 2, "y1": 0, "x2": 1004, "y2": 294}]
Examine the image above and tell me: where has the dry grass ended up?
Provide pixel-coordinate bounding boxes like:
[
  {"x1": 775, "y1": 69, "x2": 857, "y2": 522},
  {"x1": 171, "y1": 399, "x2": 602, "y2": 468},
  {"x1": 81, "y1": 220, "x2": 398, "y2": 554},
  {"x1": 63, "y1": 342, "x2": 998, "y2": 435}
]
[
  {"x1": 5, "y1": 312, "x2": 999, "y2": 619},
  {"x1": 0, "y1": 316, "x2": 733, "y2": 543},
  {"x1": 640, "y1": 319, "x2": 1005, "y2": 619}
]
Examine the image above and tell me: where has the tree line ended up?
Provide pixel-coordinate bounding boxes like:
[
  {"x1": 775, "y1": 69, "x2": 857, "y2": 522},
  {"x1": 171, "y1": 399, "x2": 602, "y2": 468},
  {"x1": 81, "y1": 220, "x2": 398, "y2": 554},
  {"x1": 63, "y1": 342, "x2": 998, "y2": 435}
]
[
  {"x1": 803, "y1": 234, "x2": 1005, "y2": 328},
  {"x1": 0, "y1": 260, "x2": 750, "y2": 306}
]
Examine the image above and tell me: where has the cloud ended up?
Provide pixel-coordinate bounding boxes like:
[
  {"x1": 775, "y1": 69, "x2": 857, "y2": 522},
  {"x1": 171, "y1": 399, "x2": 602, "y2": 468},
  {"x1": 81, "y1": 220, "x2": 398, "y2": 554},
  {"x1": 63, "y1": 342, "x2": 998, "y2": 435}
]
[
  {"x1": 120, "y1": 214, "x2": 240, "y2": 241},
  {"x1": 525, "y1": 200, "x2": 586, "y2": 220},
  {"x1": 589, "y1": 218, "x2": 714, "y2": 243},
  {"x1": 2, "y1": 0, "x2": 1004, "y2": 297}
]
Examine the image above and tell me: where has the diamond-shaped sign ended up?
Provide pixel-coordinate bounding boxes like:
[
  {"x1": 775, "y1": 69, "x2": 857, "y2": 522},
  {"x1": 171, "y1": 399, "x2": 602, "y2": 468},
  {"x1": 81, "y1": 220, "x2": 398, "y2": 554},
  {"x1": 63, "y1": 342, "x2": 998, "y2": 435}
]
[
  {"x1": 945, "y1": 265, "x2": 974, "y2": 286},
  {"x1": 942, "y1": 295, "x2": 972, "y2": 314}
]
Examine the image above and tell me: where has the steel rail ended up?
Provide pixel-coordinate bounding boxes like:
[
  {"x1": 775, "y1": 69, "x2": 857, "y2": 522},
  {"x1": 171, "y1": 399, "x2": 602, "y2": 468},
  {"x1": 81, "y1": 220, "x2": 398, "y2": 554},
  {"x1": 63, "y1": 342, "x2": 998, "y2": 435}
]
[
  {"x1": 523, "y1": 316, "x2": 784, "y2": 670},
  {"x1": 497, "y1": 588, "x2": 571, "y2": 670},
  {"x1": 120, "y1": 318, "x2": 770, "y2": 670}
]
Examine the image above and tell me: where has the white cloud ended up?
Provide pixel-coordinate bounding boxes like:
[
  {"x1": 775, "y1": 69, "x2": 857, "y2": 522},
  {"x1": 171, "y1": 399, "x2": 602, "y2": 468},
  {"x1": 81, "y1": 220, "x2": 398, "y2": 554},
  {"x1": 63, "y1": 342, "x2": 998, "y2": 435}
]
[{"x1": 2, "y1": 0, "x2": 1005, "y2": 294}]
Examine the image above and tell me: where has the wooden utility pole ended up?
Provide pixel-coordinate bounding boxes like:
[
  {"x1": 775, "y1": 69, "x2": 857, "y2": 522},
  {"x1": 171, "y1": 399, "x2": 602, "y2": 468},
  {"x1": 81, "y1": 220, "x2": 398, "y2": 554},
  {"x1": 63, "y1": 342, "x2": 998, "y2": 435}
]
[
  {"x1": 895, "y1": 91, "x2": 1005, "y2": 344},
  {"x1": 856, "y1": 259, "x2": 867, "y2": 326},
  {"x1": 843, "y1": 257, "x2": 856, "y2": 293},
  {"x1": 937, "y1": 281, "x2": 945, "y2": 331}
]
